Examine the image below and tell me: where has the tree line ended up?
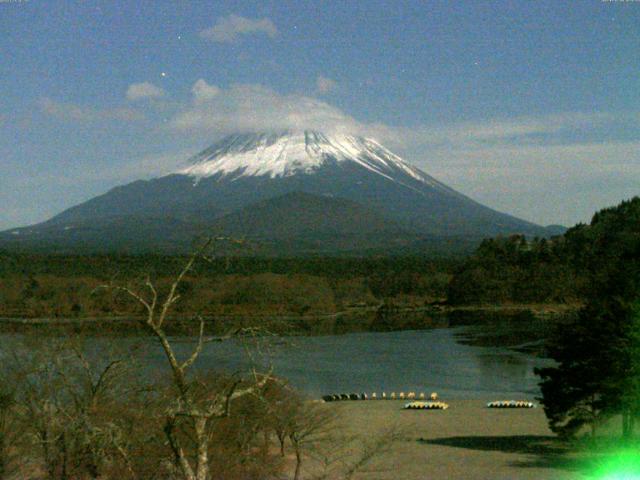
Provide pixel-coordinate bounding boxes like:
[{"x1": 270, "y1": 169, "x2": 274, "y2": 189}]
[
  {"x1": 446, "y1": 234, "x2": 586, "y2": 305},
  {"x1": 0, "y1": 253, "x2": 455, "y2": 320}
]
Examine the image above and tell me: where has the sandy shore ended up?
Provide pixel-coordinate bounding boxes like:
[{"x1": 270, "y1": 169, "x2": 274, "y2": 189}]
[{"x1": 322, "y1": 399, "x2": 587, "y2": 480}]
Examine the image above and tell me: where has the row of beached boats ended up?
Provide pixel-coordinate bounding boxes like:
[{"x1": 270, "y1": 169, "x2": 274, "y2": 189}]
[
  {"x1": 404, "y1": 400, "x2": 536, "y2": 410},
  {"x1": 403, "y1": 401, "x2": 449, "y2": 410},
  {"x1": 322, "y1": 391, "x2": 439, "y2": 402},
  {"x1": 486, "y1": 400, "x2": 536, "y2": 409},
  {"x1": 321, "y1": 393, "x2": 536, "y2": 410}
]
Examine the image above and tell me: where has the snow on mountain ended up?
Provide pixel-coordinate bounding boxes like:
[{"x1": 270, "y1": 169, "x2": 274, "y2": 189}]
[{"x1": 177, "y1": 130, "x2": 450, "y2": 193}]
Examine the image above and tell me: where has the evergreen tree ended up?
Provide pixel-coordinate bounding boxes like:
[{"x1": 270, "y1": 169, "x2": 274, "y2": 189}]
[
  {"x1": 535, "y1": 305, "x2": 614, "y2": 438},
  {"x1": 536, "y1": 197, "x2": 640, "y2": 439},
  {"x1": 615, "y1": 301, "x2": 640, "y2": 438}
]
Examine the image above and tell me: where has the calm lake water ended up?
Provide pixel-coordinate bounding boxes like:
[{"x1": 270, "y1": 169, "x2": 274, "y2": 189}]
[
  {"x1": 191, "y1": 326, "x2": 553, "y2": 400},
  {"x1": 0, "y1": 311, "x2": 557, "y2": 400}
]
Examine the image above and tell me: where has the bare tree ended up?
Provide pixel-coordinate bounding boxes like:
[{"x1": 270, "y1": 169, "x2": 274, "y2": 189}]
[
  {"x1": 4, "y1": 335, "x2": 153, "y2": 480},
  {"x1": 9, "y1": 341, "x2": 71, "y2": 480},
  {"x1": 287, "y1": 401, "x2": 336, "y2": 480},
  {"x1": 0, "y1": 381, "x2": 17, "y2": 479},
  {"x1": 340, "y1": 426, "x2": 404, "y2": 480},
  {"x1": 100, "y1": 239, "x2": 274, "y2": 480},
  {"x1": 307, "y1": 423, "x2": 404, "y2": 480},
  {"x1": 261, "y1": 384, "x2": 400, "y2": 480}
]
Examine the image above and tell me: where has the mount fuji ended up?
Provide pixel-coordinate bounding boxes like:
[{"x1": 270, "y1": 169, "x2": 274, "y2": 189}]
[{"x1": 0, "y1": 130, "x2": 559, "y2": 254}]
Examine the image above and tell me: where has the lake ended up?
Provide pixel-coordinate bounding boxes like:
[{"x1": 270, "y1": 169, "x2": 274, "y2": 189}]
[{"x1": 0, "y1": 310, "x2": 558, "y2": 400}]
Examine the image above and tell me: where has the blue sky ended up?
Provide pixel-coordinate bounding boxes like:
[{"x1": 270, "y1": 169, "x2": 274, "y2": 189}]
[{"x1": 1, "y1": 0, "x2": 640, "y2": 230}]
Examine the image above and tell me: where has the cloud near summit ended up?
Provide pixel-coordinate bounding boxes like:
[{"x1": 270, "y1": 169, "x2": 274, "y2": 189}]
[
  {"x1": 170, "y1": 83, "x2": 362, "y2": 136},
  {"x1": 168, "y1": 81, "x2": 615, "y2": 150}
]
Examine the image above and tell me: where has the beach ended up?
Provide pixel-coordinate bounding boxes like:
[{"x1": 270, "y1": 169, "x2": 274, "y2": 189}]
[{"x1": 322, "y1": 399, "x2": 587, "y2": 480}]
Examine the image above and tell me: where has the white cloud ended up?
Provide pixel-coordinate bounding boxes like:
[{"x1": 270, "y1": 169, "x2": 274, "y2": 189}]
[
  {"x1": 170, "y1": 83, "x2": 361, "y2": 136},
  {"x1": 170, "y1": 83, "x2": 617, "y2": 151},
  {"x1": 39, "y1": 97, "x2": 143, "y2": 122},
  {"x1": 192, "y1": 79, "x2": 221, "y2": 103},
  {"x1": 199, "y1": 14, "x2": 278, "y2": 43},
  {"x1": 316, "y1": 76, "x2": 336, "y2": 94},
  {"x1": 126, "y1": 82, "x2": 165, "y2": 101}
]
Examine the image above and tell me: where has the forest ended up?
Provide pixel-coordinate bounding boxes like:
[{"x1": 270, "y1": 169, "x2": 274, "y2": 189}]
[{"x1": 0, "y1": 253, "x2": 455, "y2": 320}]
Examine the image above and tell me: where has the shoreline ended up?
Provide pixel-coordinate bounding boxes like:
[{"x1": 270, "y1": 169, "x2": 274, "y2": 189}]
[
  {"x1": 0, "y1": 303, "x2": 576, "y2": 341},
  {"x1": 0, "y1": 302, "x2": 577, "y2": 324},
  {"x1": 0, "y1": 305, "x2": 572, "y2": 340}
]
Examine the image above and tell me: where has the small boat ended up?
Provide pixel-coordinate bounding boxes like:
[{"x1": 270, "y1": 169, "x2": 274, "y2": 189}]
[{"x1": 403, "y1": 401, "x2": 449, "y2": 410}]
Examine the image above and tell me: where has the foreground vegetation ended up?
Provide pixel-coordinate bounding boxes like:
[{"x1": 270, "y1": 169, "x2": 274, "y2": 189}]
[
  {"x1": 0, "y1": 334, "x2": 403, "y2": 480},
  {"x1": 0, "y1": 245, "x2": 398, "y2": 480}
]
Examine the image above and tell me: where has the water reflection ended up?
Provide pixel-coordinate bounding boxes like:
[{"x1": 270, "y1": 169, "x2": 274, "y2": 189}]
[{"x1": 0, "y1": 311, "x2": 558, "y2": 399}]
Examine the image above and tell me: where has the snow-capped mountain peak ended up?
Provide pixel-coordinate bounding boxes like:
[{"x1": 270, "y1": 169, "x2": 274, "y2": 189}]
[
  {"x1": 1, "y1": 129, "x2": 549, "y2": 254},
  {"x1": 176, "y1": 130, "x2": 442, "y2": 190}
]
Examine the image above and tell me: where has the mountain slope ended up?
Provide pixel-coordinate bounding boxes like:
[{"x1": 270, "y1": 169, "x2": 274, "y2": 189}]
[
  {"x1": 1, "y1": 130, "x2": 553, "y2": 254},
  {"x1": 0, "y1": 216, "x2": 210, "y2": 254},
  {"x1": 209, "y1": 191, "x2": 420, "y2": 253}
]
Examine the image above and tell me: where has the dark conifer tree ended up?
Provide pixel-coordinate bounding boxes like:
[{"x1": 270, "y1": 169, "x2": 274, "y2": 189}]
[{"x1": 536, "y1": 197, "x2": 640, "y2": 439}]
